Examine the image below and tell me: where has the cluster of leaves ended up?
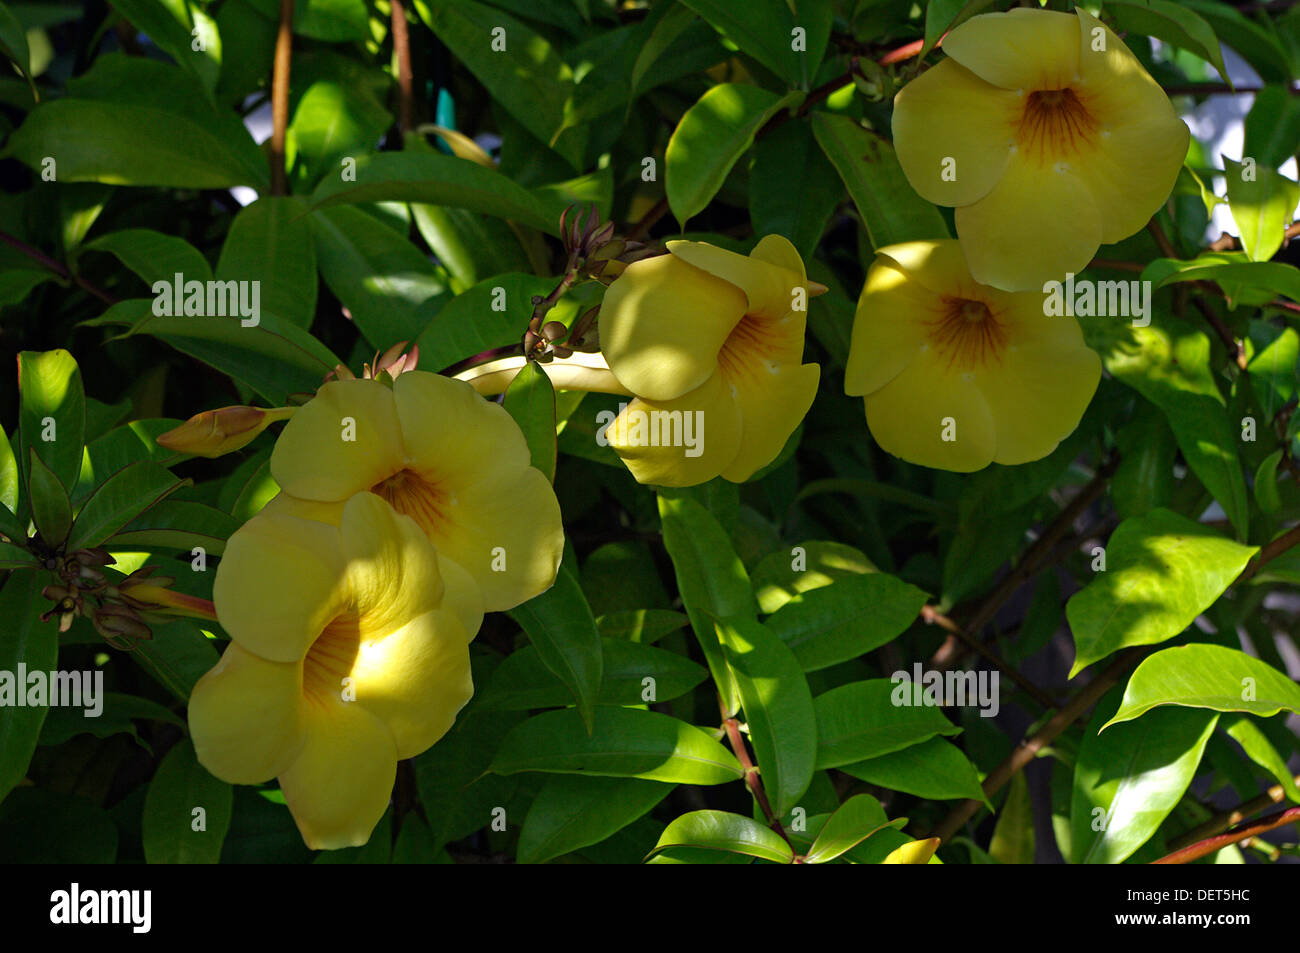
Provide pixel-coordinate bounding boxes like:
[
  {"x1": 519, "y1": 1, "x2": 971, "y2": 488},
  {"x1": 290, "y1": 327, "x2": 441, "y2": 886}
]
[{"x1": 1, "y1": 0, "x2": 1299, "y2": 864}]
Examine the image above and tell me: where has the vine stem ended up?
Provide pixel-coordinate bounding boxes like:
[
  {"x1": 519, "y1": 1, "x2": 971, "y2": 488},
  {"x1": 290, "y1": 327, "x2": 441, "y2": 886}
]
[
  {"x1": 0, "y1": 228, "x2": 117, "y2": 305},
  {"x1": 1152, "y1": 806, "x2": 1300, "y2": 864},
  {"x1": 1168, "y1": 772, "x2": 1300, "y2": 850},
  {"x1": 720, "y1": 703, "x2": 793, "y2": 854},
  {"x1": 270, "y1": 0, "x2": 294, "y2": 196},
  {"x1": 391, "y1": 0, "x2": 414, "y2": 139}
]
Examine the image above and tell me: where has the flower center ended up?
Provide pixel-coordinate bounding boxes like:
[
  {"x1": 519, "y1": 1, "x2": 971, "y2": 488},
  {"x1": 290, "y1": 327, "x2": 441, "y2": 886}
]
[
  {"x1": 1017, "y1": 88, "x2": 1096, "y2": 161},
  {"x1": 925, "y1": 297, "x2": 1007, "y2": 371},
  {"x1": 717, "y1": 311, "x2": 798, "y2": 381},
  {"x1": 303, "y1": 612, "x2": 360, "y2": 705},
  {"x1": 370, "y1": 467, "x2": 450, "y2": 538}
]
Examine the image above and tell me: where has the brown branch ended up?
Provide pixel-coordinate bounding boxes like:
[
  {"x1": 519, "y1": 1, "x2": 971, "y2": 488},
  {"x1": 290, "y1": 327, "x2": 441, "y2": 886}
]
[
  {"x1": 1207, "y1": 221, "x2": 1300, "y2": 253},
  {"x1": 1237, "y1": 522, "x2": 1300, "y2": 583},
  {"x1": 930, "y1": 648, "x2": 1145, "y2": 843},
  {"x1": 391, "y1": 0, "x2": 414, "y2": 140},
  {"x1": 721, "y1": 707, "x2": 792, "y2": 853},
  {"x1": 0, "y1": 229, "x2": 117, "y2": 305},
  {"x1": 919, "y1": 606, "x2": 1059, "y2": 711},
  {"x1": 270, "y1": 0, "x2": 294, "y2": 196},
  {"x1": 1192, "y1": 297, "x2": 1247, "y2": 371},
  {"x1": 1168, "y1": 773, "x2": 1300, "y2": 850},
  {"x1": 1152, "y1": 806, "x2": 1300, "y2": 864}
]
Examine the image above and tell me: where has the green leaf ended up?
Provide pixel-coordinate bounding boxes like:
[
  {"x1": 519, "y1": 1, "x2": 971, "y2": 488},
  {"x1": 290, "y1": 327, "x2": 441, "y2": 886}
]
[
  {"x1": 1248, "y1": 325, "x2": 1299, "y2": 417},
  {"x1": 988, "y1": 772, "x2": 1034, "y2": 864},
  {"x1": 18, "y1": 348, "x2": 85, "y2": 498},
  {"x1": 0, "y1": 788, "x2": 117, "y2": 863},
  {"x1": 109, "y1": 499, "x2": 240, "y2": 556},
  {"x1": 143, "y1": 737, "x2": 233, "y2": 863},
  {"x1": 1224, "y1": 157, "x2": 1300, "y2": 262},
  {"x1": 1106, "y1": 0, "x2": 1229, "y2": 87},
  {"x1": 67, "y1": 460, "x2": 183, "y2": 551},
  {"x1": 1243, "y1": 85, "x2": 1300, "y2": 169},
  {"x1": 27, "y1": 450, "x2": 72, "y2": 544},
  {"x1": 922, "y1": 0, "x2": 994, "y2": 59},
  {"x1": 805, "y1": 794, "x2": 900, "y2": 864},
  {"x1": 813, "y1": 679, "x2": 962, "y2": 769},
  {"x1": 413, "y1": 273, "x2": 554, "y2": 373},
  {"x1": 595, "y1": 609, "x2": 689, "y2": 643},
  {"x1": 1070, "y1": 688, "x2": 1217, "y2": 864},
  {"x1": 517, "y1": 774, "x2": 673, "y2": 864},
  {"x1": 0, "y1": 539, "x2": 36, "y2": 570},
  {"x1": 647, "y1": 810, "x2": 792, "y2": 864},
  {"x1": 764, "y1": 572, "x2": 926, "y2": 672},
  {"x1": 39, "y1": 691, "x2": 183, "y2": 749},
  {"x1": 716, "y1": 617, "x2": 816, "y2": 818},
  {"x1": 840, "y1": 736, "x2": 990, "y2": 807},
  {"x1": 812, "y1": 112, "x2": 948, "y2": 250},
  {"x1": 1104, "y1": 322, "x2": 1249, "y2": 537},
  {"x1": 1254, "y1": 449, "x2": 1284, "y2": 516},
  {"x1": 658, "y1": 493, "x2": 756, "y2": 715},
  {"x1": 82, "y1": 228, "x2": 213, "y2": 286},
  {"x1": 75, "y1": 418, "x2": 185, "y2": 501},
  {"x1": 490, "y1": 707, "x2": 743, "y2": 785},
  {"x1": 1223, "y1": 715, "x2": 1300, "y2": 804},
  {"x1": 287, "y1": 68, "x2": 392, "y2": 188},
  {"x1": 0, "y1": 0, "x2": 33, "y2": 89},
  {"x1": 502, "y1": 362, "x2": 557, "y2": 482},
  {"x1": 216, "y1": 198, "x2": 317, "y2": 329},
  {"x1": 424, "y1": 1, "x2": 581, "y2": 167},
  {"x1": 86, "y1": 299, "x2": 339, "y2": 405},
  {"x1": 0, "y1": 572, "x2": 57, "y2": 802},
  {"x1": 1146, "y1": 253, "x2": 1300, "y2": 305},
  {"x1": 630, "y1": 2, "x2": 698, "y2": 98},
  {"x1": 310, "y1": 152, "x2": 556, "y2": 233},
  {"x1": 243, "y1": 0, "x2": 369, "y2": 42},
  {"x1": 665, "y1": 84, "x2": 801, "y2": 226},
  {"x1": 1104, "y1": 644, "x2": 1300, "y2": 727},
  {"x1": 1066, "y1": 509, "x2": 1258, "y2": 676},
  {"x1": 749, "y1": 120, "x2": 843, "y2": 260},
  {"x1": 679, "y1": 0, "x2": 830, "y2": 87},
  {"x1": 750, "y1": 540, "x2": 875, "y2": 614},
  {"x1": 475, "y1": 637, "x2": 705, "y2": 711},
  {"x1": 131, "y1": 619, "x2": 220, "y2": 703},
  {"x1": 311, "y1": 206, "x2": 448, "y2": 350},
  {"x1": 506, "y1": 562, "x2": 604, "y2": 733},
  {"x1": 110, "y1": 0, "x2": 222, "y2": 96}
]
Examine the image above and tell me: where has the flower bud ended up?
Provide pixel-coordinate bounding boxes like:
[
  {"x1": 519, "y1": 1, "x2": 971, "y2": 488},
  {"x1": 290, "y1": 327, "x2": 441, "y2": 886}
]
[{"x1": 156, "y1": 405, "x2": 295, "y2": 458}]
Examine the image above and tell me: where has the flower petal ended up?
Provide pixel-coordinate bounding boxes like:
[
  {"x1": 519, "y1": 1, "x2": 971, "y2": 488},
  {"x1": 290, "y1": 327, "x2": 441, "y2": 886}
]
[
  {"x1": 1072, "y1": 9, "x2": 1190, "y2": 243},
  {"x1": 278, "y1": 701, "x2": 397, "y2": 851},
  {"x1": 722, "y1": 361, "x2": 820, "y2": 482},
  {"x1": 271, "y1": 379, "x2": 405, "y2": 502},
  {"x1": 600, "y1": 253, "x2": 745, "y2": 401},
  {"x1": 863, "y1": 350, "x2": 997, "y2": 472},
  {"x1": 955, "y1": 153, "x2": 1103, "y2": 291},
  {"x1": 845, "y1": 257, "x2": 934, "y2": 396},
  {"x1": 188, "y1": 642, "x2": 307, "y2": 784},
  {"x1": 893, "y1": 58, "x2": 1021, "y2": 207},
  {"x1": 338, "y1": 491, "x2": 444, "y2": 637},
  {"x1": 942, "y1": 8, "x2": 1081, "y2": 91},
  {"x1": 213, "y1": 510, "x2": 347, "y2": 663},
  {"x1": 437, "y1": 553, "x2": 486, "y2": 643},
  {"x1": 874, "y1": 240, "x2": 983, "y2": 298},
  {"x1": 606, "y1": 371, "x2": 743, "y2": 487},
  {"x1": 392, "y1": 372, "x2": 564, "y2": 611},
  {"x1": 975, "y1": 343, "x2": 1101, "y2": 464},
  {"x1": 668, "y1": 239, "x2": 806, "y2": 319},
  {"x1": 349, "y1": 607, "x2": 474, "y2": 759}
]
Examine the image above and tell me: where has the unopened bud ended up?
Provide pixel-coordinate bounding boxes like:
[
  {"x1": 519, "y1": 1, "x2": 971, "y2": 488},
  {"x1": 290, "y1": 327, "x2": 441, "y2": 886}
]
[{"x1": 156, "y1": 405, "x2": 295, "y2": 458}]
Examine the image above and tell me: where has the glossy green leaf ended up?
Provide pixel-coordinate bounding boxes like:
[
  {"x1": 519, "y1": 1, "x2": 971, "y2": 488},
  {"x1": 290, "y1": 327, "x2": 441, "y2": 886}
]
[
  {"x1": 18, "y1": 348, "x2": 85, "y2": 497},
  {"x1": 111, "y1": 0, "x2": 221, "y2": 96},
  {"x1": 1223, "y1": 714, "x2": 1300, "y2": 803},
  {"x1": 502, "y1": 362, "x2": 557, "y2": 483},
  {"x1": 1066, "y1": 509, "x2": 1257, "y2": 676},
  {"x1": 804, "y1": 794, "x2": 899, "y2": 864},
  {"x1": 1106, "y1": 0, "x2": 1229, "y2": 85},
  {"x1": 764, "y1": 571, "x2": 926, "y2": 672},
  {"x1": 475, "y1": 637, "x2": 705, "y2": 711},
  {"x1": 1243, "y1": 85, "x2": 1300, "y2": 169},
  {"x1": 1146, "y1": 253, "x2": 1300, "y2": 306},
  {"x1": 27, "y1": 451, "x2": 72, "y2": 544},
  {"x1": 647, "y1": 810, "x2": 792, "y2": 864},
  {"x1": 506, "y1": 562, "x2": 604, "y2": 732},
  {"x1": 110, "y1": 500, "x2": 239, "y2": 556},
  {"x1": 658, "y1": 493, "x2": 755, "y2": 715},
  {"x1": 82, "y1": 228, "x2": 214, "y2": 287},
  {"x1": 517, "y1": 774, "x2": 673, "y2": 864},
  {"x1": 216, "y1": 198, "x2": 317, "y2": 329},
  {"x1": 1105, "y1": 643, "x2": 1300, "y2": 727},
  {"x1": 1070, "y1": 688, "x2": 1217, "y2": 864},
  {"x1": 1254, "y1": 449, "x2": 1284, "y2": 515},
  {"x1": 813, "y1": 679, "x2": 962, "y2": 769},
  {"x1": 38, "y1": 691, "x2": 183, "y2": 749},
  {"x1": 1224, "y1": 157, "x2": 1299, "y2": 262},
  {"x1": 750, "y1": 540, "x2": 875, "y2": 614},
  {"x1": 679, "y1": 0, "x2": 831, "y2": 87},
  {"x1": 595, "y1": 609, "x2": 689, "y2": 643},
  {"x1": 244, "y1": 0, "x2": 369, "y2": 42},
  {"x1": 988, "y1": 772, "x2": 1034, "y2": 864},
  {"x1": 413, "y1": 273, "x2": 555, "y2": 373},
  {"x1": 0, "y1": 539, "x2": 36, "y2": 570},
  {"x1": 490, "y1": 707, "x2": 743, "y2": 785},
  {"x1": 665, "y1": 84, "x2": 800, "y2": 226},
  {"x1": 812, "y1": 112, "x2": 948, "y2": 250},
  {"x1": 143, "y1": 737, "x2": 233, "y2": 863},
  {"x1": 749, "y1": 121, "x2": 843, "y2": 260},
  {"x1": 0, "y1": 572, "x2": 57, "y2": 802},
  {"x1": 131, "y1": 619, "x2": 220, "y2": 703},
  {"x1": 840, "y1": 735, "x2": 990, "y2": 807},
  {"x1": 0, "y1": 0, "x2": 33, "y2": 88},
  {"x1": 717, "y1": 617, "x2": 816, "y2": 817},
  {"x1": 68, "y1": 460, "x2": 182, "y2": 551}
]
